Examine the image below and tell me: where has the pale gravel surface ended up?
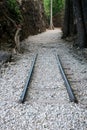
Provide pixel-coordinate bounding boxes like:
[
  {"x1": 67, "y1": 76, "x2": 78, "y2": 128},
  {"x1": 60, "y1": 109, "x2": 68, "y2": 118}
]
[{"x1": 0, "y1": 29, "x2": 87, "y2": 130}]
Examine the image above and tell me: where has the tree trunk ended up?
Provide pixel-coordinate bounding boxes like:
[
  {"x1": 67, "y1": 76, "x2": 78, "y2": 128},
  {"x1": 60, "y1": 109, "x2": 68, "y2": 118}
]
[
  {"x1": 50, "y1": 0, "x2": 54, "y2": 29},
  {"x1": 81, "y1": 0, "x2": 87, "y2": 47},
  {"x1": 69, "y1": 0, "x2": 74, "y2": 36},
  {"x1": 62, "y1": 0, "x2": 70, "y2": 38},
  {"x1": 72, "y1": 0, "x2": 86, "y2": 48}
]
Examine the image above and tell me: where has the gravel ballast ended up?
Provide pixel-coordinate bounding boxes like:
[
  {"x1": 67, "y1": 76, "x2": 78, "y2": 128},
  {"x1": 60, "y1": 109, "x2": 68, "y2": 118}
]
[{"x1": 0, "y1": 29, "x2": 87, "y2": 130}]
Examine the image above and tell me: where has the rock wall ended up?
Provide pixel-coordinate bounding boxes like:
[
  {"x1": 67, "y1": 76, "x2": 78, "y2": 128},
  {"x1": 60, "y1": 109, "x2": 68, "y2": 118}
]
[
  {"x1": 0, "y1": 0, "x2": 46, "y2": 50},
  {"x1": 21, "y1": 0, "x2": 46, "y2": 39},
  {"x1": 53, "y1": 12, "x2": 63, "y2": 27},
  {"x1": 0, "y1": 1, "x2": 17, "y2": 49}
]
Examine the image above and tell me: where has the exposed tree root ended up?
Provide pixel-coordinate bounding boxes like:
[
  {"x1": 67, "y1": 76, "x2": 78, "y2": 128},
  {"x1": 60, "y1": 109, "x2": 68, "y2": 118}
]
[{"x1": 14, "y1": 27, "x2": 21, "y2": 53}]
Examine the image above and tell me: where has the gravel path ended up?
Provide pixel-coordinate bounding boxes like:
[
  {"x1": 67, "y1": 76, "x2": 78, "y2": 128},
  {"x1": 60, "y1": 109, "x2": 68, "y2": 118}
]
[{"x1": 0, "y1": 29, "x2": 87, "y2": 130}]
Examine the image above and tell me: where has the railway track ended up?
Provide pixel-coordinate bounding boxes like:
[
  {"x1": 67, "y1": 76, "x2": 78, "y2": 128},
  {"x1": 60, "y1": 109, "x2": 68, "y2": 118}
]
[
  {"x1": 56, "y1": 54, "x2": 78, "y2": 103},
  {"x1": 19, "y1": 53, "x2": 78, "y2": 104},
  {"x1": 19, "y1": 53, "x2": 38, "y2": 103}
]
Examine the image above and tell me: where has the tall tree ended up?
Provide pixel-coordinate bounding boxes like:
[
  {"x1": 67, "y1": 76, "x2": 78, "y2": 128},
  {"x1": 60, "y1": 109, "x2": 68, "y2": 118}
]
[
  {"x1": 62, "y1": 0, "x2": 70, "y2": 38},
  {"x1": 72, "y1": 0, "x2": 86, "y2": 48},
  {"x1": 62, "y1": 0, "x2": 87, "y2": 48},
  {"x1": 44, "y1": 0, "x2": 64, "y2": 23},
  {"x1": 50, "y1": 0, "x2": 54, "y2": 29}
]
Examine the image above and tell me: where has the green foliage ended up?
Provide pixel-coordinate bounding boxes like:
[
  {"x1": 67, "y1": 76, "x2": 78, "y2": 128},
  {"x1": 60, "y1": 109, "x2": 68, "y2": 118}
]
[
  {"x1": 7, "y1": 0, "x2": 22, "y2": 23},
  {"x1": 44, "y1": 0, "x2": 64, "y2": 20},
  {"x1": 44, "y1": 0, "x2": 50, "y2": 19},
  {"x1": 53, "y1": 0, "x2": 64, "y2": 15}
]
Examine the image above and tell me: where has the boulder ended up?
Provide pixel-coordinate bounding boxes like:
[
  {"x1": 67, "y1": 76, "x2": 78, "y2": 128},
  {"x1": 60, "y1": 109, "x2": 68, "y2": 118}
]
[{"x1": 0, "y1": 51, "x2": 12, "y2": 64}]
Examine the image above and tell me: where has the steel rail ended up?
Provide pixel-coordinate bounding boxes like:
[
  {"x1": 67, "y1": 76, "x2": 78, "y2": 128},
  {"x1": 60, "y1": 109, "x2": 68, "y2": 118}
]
[
  {"x1": 56, "y1": 54, "x2": 78, "y2": 103},
  {"x1": 19, "y1": 53, "x2": 38, "y2": 103}
]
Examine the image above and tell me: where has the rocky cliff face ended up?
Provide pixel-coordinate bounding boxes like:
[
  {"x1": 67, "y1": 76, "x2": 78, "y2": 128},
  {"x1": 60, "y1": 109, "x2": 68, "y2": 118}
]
[
  {"x1": 21, "y1": 0, "x2": 46, "y2": 39},
  {"x1": 0, "y1": 1, "x2": 17, "y2": 49},
  {"x1": 0, "y1": 0, "x2": 46, "y2": 50}
]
